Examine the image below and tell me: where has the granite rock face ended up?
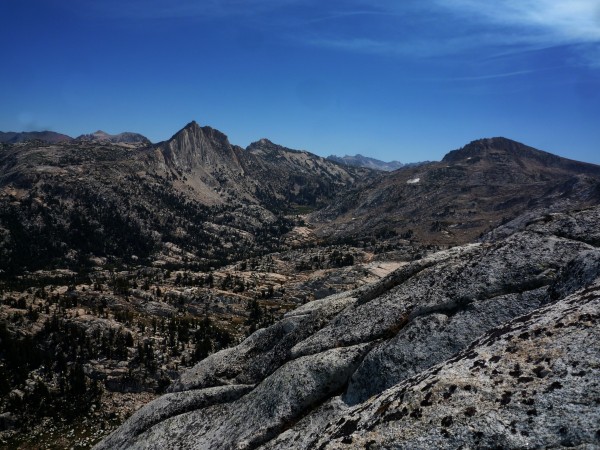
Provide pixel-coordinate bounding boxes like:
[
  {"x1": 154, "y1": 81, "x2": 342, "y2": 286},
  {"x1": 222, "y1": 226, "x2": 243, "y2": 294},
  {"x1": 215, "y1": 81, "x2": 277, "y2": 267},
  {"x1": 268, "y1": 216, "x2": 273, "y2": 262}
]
[
  {"x1": 314, "y1": 283, "x2": 600, "y2": 449},
  {"x1": 96, "y1": 206, "x2": 600, "y2": 449}
]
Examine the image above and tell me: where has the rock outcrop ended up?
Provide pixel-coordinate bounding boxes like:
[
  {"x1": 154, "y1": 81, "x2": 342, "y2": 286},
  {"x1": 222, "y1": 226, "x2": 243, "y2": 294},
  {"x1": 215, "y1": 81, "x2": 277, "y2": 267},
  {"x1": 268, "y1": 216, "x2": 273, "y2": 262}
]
[{"x1": 96, "y1": 205, "x2": 600, "y2": 449}]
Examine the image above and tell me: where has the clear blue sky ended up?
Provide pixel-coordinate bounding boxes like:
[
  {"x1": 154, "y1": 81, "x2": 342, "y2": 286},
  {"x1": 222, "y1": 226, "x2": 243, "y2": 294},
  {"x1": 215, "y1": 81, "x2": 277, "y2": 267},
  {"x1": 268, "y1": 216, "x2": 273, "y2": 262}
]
[{"x1": 1, "y1": 1, "x2": 599, "y2": 163}]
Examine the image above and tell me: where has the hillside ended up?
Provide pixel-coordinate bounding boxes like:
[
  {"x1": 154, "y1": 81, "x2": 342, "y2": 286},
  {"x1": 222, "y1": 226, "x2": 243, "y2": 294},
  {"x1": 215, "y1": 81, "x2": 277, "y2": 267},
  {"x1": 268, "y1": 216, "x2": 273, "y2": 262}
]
[
  {"x1": 312, "y1": 137, "x2": 600, "y2": 245},
  {"x1": 0, "y1": 121, "x2": 384, "y2": 447}
]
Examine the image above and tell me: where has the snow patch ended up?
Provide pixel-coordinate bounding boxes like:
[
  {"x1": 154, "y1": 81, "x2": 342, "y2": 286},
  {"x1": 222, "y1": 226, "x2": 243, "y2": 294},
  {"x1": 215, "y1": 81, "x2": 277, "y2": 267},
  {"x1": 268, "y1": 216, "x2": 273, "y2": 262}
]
[{"x1": 406, "y1": 177, "x2": 420, "y2": 184}]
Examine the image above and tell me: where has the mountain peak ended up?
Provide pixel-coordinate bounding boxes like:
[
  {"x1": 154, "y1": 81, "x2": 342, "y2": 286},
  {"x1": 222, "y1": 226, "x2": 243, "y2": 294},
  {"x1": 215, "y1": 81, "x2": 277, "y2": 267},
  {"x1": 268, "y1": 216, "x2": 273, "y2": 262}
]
[
  {"x1": 442, "y1": 137, "x2": 553, "y2": 164},
  {"x1": 158, "y1": 121, "x2": 240, "y2": 177},
  {"x1": 182, "y1": 120, "x2": 199, "y2": 131},
  {"x1": 247, "y1": 138, "x2": 277, "y2": 149},
  {"x1": 173, "y1": 121, "x2": 230, "y2": 146},
  {"x1": 441, "y1": 137, "x2": 600, "y2": 177},
  {"x1": 246, "y1": 138, "x2": 291, "y2": 155}
]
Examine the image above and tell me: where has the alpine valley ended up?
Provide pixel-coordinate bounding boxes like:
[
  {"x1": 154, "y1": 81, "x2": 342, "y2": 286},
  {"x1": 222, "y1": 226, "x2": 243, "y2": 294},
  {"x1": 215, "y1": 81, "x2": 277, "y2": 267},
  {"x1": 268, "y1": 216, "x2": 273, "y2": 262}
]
[{"x1": 1, "y1": 122, "x2": 599, "y2": 449}]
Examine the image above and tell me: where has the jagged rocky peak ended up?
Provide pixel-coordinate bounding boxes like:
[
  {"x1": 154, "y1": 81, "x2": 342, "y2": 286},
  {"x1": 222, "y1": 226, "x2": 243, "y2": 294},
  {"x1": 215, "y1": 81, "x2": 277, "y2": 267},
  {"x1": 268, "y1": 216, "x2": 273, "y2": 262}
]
[
  {"x1": 158, "y1": 120, "x2": 242, "y2": 173},
  {"x1": 174, "y1": 120, "x2": 230, "y2": 145},
  {"x1": 255, "y1": 138, "x2": 275, "y2": 146},
  {"x1": 246, "y1": 138, "x2": 321, "y2": 163},
  {"x1": 169, "y1": 120, "x2": 232, "y2": 147}
]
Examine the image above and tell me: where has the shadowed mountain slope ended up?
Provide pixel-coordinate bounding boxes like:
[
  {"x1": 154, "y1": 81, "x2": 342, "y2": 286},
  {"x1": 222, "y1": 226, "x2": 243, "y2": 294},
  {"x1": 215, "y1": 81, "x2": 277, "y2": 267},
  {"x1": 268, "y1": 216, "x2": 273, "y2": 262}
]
[{"x1": 311, "y1": 137, "x2": 600, "y2": 245}]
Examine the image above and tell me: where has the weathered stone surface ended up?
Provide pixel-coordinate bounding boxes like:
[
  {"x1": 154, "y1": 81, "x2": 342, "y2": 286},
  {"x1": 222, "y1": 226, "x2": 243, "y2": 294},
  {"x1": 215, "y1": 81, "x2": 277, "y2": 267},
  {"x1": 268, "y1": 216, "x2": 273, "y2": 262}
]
[
  {"x1": 95, "y1": 384, "x2": 253, "y2": 450},
  {"x1": 314, "y1": 284, "x2": 600, "y2": 449},
  {"x1": 170, "y1": 292, "x2": 359, "y2": 392},
  {"x1": 95, "y1": 206, "x2": 600, "y2": 450},
  {"x1": 485, "y1": 206, "x2": 600, "y2": 246},
  {"x1": 99, "y1": 344, "x2": 372, "y2": 449},
  {"x1": 344, "y1": 287, "x2": 548, "y2": 405}
]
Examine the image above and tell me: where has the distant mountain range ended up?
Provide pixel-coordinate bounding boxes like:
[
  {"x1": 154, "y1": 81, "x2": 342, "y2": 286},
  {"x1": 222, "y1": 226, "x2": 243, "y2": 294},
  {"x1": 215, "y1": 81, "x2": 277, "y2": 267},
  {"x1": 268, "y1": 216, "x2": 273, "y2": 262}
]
[
  {"x1": 327, "y1": 154, "x2": 405, "y2": 171},
  {"x1": 0, "y1": 130, "x2": 72, "y2": 144},
  {"x1": 2, "y1": 121, "x2": 599, "y2": 273},
  {"x1": 75, "y1": 130, "x2": 151, "y2": 144},
  {"x1": 0, "y1": 121, "x2": 375, "y2": 275},
  {"x1": 0, "y1": 129, "x2": 151, "y2": 145},
  {"x1": 2, "y1": 129, "x2": 424, "y2": 170}
]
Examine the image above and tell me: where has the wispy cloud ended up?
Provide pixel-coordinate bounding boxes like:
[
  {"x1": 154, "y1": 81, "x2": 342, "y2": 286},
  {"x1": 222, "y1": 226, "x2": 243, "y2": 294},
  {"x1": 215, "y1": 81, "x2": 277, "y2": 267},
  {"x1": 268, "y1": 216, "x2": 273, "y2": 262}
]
[
  {"x1": 299, "y1": 0, "x2": 600, "y2": 68},
  {"x1": 81, "y1": 0, "x2": 600, "y2": 67},
  {"x1": 437, "y1": 0, "x2": 600, "y2": 44},
  {"x1": 434, "y1": 0, "x2": 600, "y2": 68},
  {"x1": 305, "y1": 35, "x2": 489, "y2": 59},
  {"x1": 449, "y1": 67, "x2": 563, "y2": 81}
]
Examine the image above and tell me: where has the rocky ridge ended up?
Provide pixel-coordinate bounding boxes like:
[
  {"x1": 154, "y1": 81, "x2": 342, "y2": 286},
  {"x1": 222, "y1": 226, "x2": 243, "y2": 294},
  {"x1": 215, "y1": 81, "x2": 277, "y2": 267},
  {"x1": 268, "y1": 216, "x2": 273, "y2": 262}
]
[{"x1": 97, "y1": 205, "x2": 600, "y2": 449}]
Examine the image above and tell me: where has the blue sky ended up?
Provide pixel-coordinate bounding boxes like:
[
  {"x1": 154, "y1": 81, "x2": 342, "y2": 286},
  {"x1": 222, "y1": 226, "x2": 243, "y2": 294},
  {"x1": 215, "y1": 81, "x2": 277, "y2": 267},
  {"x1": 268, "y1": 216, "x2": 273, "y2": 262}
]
[{"x1": 1, "y1": 0, "x2": 599, "y2": 163}]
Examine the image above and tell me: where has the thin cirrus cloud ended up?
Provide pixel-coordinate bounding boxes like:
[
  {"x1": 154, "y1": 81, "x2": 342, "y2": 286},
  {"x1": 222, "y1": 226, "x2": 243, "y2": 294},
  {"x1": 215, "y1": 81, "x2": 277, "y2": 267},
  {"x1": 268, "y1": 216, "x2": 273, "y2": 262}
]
[
  {"x1": 81, "y1": 0, "x2": 600, "y2": 44},
  {"x1": 300, "y1": 0, "x2": 600, "y2": 66},
  {"x1": 436, "y1": 0, "x2": 600, "y2": 68},
  {"x1": 439, "y1": 0, "x2": 600, "y2": 43},
  {"x1": 448, "y1": 67, "x2": 560, "y2": 81}
]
